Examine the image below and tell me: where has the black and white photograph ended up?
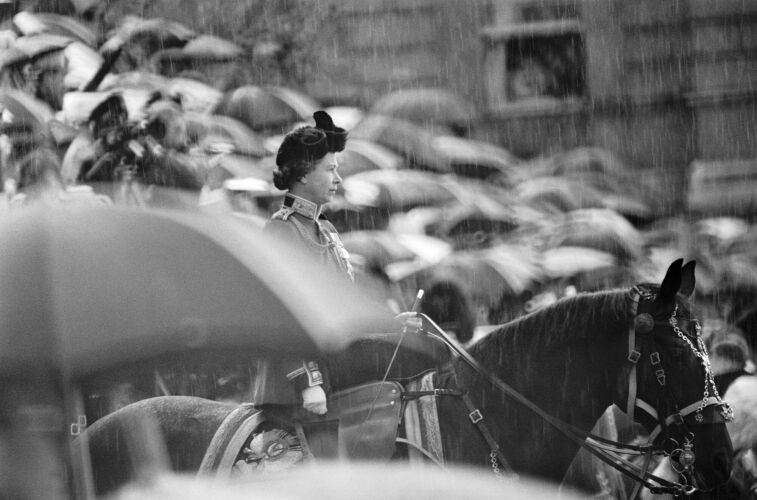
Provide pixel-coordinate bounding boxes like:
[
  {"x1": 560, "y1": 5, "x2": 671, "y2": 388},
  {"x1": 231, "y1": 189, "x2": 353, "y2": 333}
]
[{"x1": 1, "y1": 0, "x2": 756, "y2": 498}]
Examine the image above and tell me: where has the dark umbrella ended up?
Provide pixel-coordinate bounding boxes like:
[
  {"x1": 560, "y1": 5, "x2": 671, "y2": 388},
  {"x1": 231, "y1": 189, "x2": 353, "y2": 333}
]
[
  {"x1": 212, "y1": 85, "x2": 318, "y2": 133},
  {"x1": 369, "y1": 87, "x2": 477, "y2": 136},
  {"x1": 349, "y1": 114, "x2": 452, "y2": 173},
  {"x1": 0, "y1": 204, "x2": 396, "y2": 378}
]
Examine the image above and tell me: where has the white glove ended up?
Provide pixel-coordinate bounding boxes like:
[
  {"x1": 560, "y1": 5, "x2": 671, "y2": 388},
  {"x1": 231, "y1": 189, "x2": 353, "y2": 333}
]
[{"x1": 302, "y1": 385, "x2": 328, "y2": 415}]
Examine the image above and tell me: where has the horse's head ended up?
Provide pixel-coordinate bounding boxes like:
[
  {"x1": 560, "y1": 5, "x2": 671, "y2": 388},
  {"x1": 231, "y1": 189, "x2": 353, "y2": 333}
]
[{"x1": 622, "y1": 259, "x2": 734, "y2": 493}]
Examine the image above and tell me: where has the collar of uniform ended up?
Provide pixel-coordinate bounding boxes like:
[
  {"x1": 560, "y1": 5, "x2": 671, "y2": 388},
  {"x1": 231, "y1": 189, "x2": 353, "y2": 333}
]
[{"x1": 283, "y1": 193, "x2": 321, "y2": 220}]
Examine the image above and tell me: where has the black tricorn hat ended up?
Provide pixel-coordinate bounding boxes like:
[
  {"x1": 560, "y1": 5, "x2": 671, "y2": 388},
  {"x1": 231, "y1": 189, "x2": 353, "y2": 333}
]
[
  {"x1": 275, "y1": 110, "x2": 347, "y2": 167},
  {"x1": 313, "y1": 110, "x2": 347, "y2": 153}
]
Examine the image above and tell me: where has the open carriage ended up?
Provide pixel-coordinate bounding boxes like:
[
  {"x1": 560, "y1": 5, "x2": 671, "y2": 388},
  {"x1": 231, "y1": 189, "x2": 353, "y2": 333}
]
[{"x1": 0, "y1": 204, "x2": 738, "y2": 498}]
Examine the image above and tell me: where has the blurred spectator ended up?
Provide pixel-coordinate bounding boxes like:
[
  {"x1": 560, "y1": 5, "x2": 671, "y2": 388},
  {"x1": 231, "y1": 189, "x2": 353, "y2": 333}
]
[
  {"x1": 708, "y1": 330, "x2": 755, "y2": 393},
  {"x1": 74, "y1": 93, "x2": 130, "y2": 184},
  {"x1": 68, "y1": 92, "x2": 203, "y2": 195},
  {"x1": 9, "y1": 147, "x2": 111, "y2": 206},
  {"x1": 31, "y1": 51, "x2": 68, "y2": 111},
  {"x1": 421, "y1": 278, "x2": 477, "y2": 344}
]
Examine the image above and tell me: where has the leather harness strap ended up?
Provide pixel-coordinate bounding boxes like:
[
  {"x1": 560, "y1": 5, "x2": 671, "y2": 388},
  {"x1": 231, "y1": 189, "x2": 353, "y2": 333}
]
[
  {"x1": 460, "y1": 391, "x2": 515, "y2": 475},
  {"x1": 626, "y1": 288, "x2": 642, "y2": 420},
  {"x1": 402, "y1": 387, "x2": 514, "y2": 475}
]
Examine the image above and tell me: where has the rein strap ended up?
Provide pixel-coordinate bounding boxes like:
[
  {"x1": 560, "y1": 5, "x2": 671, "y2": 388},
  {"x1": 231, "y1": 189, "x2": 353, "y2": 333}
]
[{"x1": 627, "y1": 288, "x2": 642, "y2": 420}]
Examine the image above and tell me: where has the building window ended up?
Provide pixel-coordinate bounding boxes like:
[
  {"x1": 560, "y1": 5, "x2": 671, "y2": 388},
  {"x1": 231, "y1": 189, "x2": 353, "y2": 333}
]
[
  {"x1": 507, "y1": 31, "x2": 584, "y2": 101},
  {"x1": 481, "y1": 18, "x2": 586, "y2": 112}
]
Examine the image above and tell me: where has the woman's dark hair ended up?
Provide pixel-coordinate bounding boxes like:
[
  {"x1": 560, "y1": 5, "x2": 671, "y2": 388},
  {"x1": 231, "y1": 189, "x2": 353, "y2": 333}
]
[
  {"x1": 273, "y1": 127, "x2": 326, "y2": 190},
  {"x1": 272, "y1": 110, "x2": 347, "y2": 191}
]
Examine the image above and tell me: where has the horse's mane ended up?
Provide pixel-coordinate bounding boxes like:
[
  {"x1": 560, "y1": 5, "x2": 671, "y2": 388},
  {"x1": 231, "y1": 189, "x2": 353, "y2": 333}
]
[{"x1": 469, "y1": 288, "x2": 632, "y2": 362}]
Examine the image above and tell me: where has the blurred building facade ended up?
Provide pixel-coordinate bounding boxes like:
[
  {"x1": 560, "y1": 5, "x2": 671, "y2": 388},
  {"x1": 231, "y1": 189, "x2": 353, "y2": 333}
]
[{"x1": 307, "y1": 0, "x2": 757, "y2": 212}]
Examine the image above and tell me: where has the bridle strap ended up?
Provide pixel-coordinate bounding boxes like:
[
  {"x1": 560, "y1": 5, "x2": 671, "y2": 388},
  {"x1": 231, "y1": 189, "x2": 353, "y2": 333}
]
[
  {"x1": 629, "y1": 446, "x2": 655, "y2": 500},
  {"x1": 459, "y1": 391, "x2": 515, "y2": 476},
  {"x1": 402, "y1": 383, "x2": 515, "y2": 475},
  {"x1": 627, "y1": 288, "x2": 641, "y2": 420},
  {"x1": 646, "y1": 396, "x2": 724, "y2": 442}
]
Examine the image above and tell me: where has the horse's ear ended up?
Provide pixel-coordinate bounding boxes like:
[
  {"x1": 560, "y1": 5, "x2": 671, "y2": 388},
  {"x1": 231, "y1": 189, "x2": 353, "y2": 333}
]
[
  {"x1": 656, "y1": 259, "x2": 683, "y2": 304},
  {"x1": 679, "y1": 260, "x2": 696, "y2": 298}
]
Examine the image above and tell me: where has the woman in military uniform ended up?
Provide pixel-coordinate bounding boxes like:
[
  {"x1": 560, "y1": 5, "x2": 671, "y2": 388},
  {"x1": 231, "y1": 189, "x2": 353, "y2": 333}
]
[
  {"x1": 264, "y1": 110, "x2": 353, "y2": 281},
  {"x1": 256, "y1": 110, "x2": 353, "y2": 418}
]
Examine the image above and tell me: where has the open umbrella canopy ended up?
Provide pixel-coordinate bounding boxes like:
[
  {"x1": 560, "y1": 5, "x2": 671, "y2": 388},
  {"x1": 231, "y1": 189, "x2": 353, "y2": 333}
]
[
  {"x1": 719, "y1": 254, "x2": 757, "y2": 292},
  {"x1": 340, "y1": 230, "x2": 451, "y2": 270},
  {"x1": 5, "y1": 33, "x2": 71, "y2": 65},
  {"x1": 431, "y1": 135, "x2": 524, "y2": 184},
  {"x1": 165, "y1": 77, "x2": 222, "y2": 113},
  {"x1": 152, "y1": 34, "x2": 243, "y2": 62},
  {"x1": 213, "y1": 85, "x2": 319, "y2": 134},
  {"x1": 341, "y1": 170, "x2": 458, "y2": 213},
  {"x1": 0, "y1": 89, "x2": 54, "y2": 149},
  {"x1": 514, "y1": 176, "x2": 607, "y2": 214},
  {"x1": 0, "y1": 89, "x2": 54, "y2": 129},
  {"x1": 100, "y1": 16, "x2": 195, "y2": 55},
  {"x1": 0, "y1": 204, "x2": 396, "y2": 378},
  {"x1": 405, "y1": 244, "x2": 543, "y2": 307},
  {"x1": 349, "y1": 114, "x2": 452, "y2": 173},
  {"x1": 369, "y1": 87, "x2": 477, "y2": 136},
  {"x1": 540, "y1": 246, "x2": 617, "y2": 280},
  {"x1": 13, "y1": 11, "x2": 98, "y2": 47},
  {"x1": 338, "y1": 138, "x2": 405, "y2": 178},
  {"x1": 61, "y1": 88, "x2": 156, "y2": 124},
  {"x1": 98, "y1": 71, "x2": 169, "y2": 91},
  {"x1": 109, "y1": 462, "x2": 577, "y2": 500},
  {"x1": 185, "y1": 112, "x2": 268, "y2": 157},
  {"x1": 524, "y1": 146, "x2": 659, "y2": 219},
  {"x1": 538, "y1": 208, "x2": 644, "y2": 262}
]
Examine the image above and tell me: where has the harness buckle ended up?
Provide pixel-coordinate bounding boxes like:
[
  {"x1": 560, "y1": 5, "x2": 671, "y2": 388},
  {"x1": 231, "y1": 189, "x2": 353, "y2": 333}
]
[
  {"x1": 672, "y1": 413, "x2": 684, "y2": 425},
  {"x1": 650, "y1": 352, "x2": 661, "y2": 365},
  {"x1": 720, "y1": 402, "x2": 735, "y2": 422},
  {"x1": 469, "y1": 409, "x2": 483, "y2": 424},
  {"x1": 655, "y1": 369, "x2": 666, "y2": 386},
  {"x1": 628, "y1": 350, "x2": 641, "y2": 363}
]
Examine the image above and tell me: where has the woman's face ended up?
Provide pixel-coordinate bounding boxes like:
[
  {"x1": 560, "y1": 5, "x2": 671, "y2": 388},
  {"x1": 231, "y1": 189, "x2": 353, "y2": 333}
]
[{"x1": 296, "y1": 153, "x2": 342, "y2": 205}]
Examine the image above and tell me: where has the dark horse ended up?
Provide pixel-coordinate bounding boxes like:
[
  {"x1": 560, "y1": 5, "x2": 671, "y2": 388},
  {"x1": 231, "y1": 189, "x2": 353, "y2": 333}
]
[{"x1": 78, "y1": 260, "x2": 734, "y2": 496}]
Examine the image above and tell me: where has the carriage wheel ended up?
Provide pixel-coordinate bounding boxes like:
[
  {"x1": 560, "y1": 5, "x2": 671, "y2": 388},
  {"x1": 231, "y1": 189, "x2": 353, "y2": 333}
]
[{"x1": 198, "y1": 405, "x2": 306, "y2": 478}]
